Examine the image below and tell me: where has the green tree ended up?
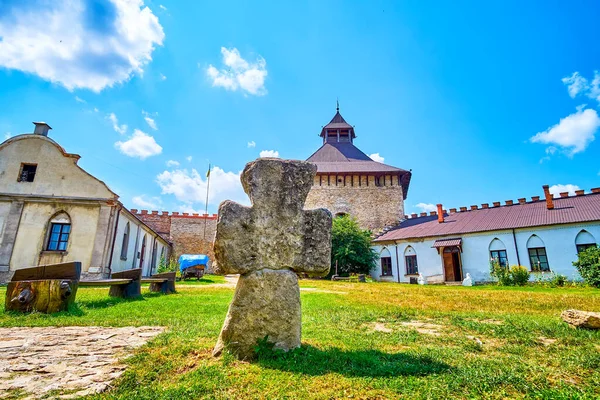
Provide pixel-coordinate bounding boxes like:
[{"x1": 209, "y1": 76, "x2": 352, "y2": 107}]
[
  {"x1": 330, "y1": 215, "x2": 378, "y2": 276},
  {"x1": 573, "y1": 246, "x2": 600, "y2": 287}
]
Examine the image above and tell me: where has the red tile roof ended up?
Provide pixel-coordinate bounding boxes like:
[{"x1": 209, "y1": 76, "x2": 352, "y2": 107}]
[
  {"x1": 432, "y1": 238, "x2": 462, "y2": 248},
  {"x1": 375, "y1": 193, "x2": 600, "y2": 242}
]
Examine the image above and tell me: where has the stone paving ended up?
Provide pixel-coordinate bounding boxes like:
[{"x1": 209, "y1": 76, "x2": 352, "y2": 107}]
[{"x1": 0, "y1": 326, "x2": 164, "y2": 399}]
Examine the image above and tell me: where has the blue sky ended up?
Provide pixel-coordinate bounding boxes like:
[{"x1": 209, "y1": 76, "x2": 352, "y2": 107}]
[{"x1": 1, "y1": 0, "x2": 599, "y2": 215}]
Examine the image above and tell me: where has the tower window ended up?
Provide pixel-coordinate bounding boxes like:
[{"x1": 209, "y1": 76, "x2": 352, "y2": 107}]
[{"x1": 18, "y1": 163, "x2": 37, "y2": 182}]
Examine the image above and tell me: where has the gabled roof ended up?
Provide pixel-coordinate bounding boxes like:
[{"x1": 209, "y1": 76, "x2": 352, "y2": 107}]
[{"x1": 374, "y1": 192, "x2": 600, "y2": 242}]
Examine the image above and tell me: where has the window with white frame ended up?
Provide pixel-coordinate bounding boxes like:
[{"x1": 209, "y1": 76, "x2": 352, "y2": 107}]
[
  {"x1": 527, "y1": 235, "x2": 550, "y2": 272},
  {"x1": 404, "y1": 246, "x2": 418, "y2": 275}
]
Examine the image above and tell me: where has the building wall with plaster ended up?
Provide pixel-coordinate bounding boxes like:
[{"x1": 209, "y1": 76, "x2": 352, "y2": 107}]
[
  {"x1": 372, "y1": 222, "x2": 600, "y2": 284},
  {"x1": 0, "y1": 130, "x2": 170, "y2": 280}
]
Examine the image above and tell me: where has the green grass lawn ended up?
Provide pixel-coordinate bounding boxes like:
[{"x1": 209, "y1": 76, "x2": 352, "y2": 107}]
[{"x1": 1, "y1": 280, "x2": 600, "y2": 399}]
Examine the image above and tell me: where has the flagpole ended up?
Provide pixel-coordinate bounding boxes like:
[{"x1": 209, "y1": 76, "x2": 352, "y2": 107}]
[{"x1": 203, "y1": 163, "x2": 211, "y2": 247}]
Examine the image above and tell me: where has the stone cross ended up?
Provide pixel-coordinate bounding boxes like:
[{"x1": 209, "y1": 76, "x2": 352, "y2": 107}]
[{"x1": 212, "y1": 158, "x2": 332, "y2": 360}]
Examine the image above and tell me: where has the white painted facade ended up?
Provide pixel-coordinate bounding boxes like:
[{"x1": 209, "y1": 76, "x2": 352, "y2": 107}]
[
  {"x1": 0, "y1": 129, "x2": 170, "y2": 280},
  {"x1": 372, "y1": 222, "x2": 600, "y2": 283}
]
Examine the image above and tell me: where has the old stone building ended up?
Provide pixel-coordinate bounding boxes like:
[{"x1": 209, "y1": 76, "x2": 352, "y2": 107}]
[
  {"x1": 305, "y1": 108, "x2": 412, "y2": 232},
  {"x1": 0, "y1": 123, "x2": 170, "y2": 281},
  {"x1": 132, "y1": 210, "x2": 216, "y2": 262}
]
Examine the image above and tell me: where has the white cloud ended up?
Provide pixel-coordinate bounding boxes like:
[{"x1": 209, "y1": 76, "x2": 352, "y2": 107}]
[
  {"x1": 562, "y1": 71, "x2": 600, "y2": 103},
  {"x1": 115, "y1": 129, "x2": 162, "y2": 159},
  {"x1": 259, "y1": 150, "x2": 279, "y2": 158},
  {"x1": 369, "y1": 153, "x2": 385, "y2": 163},
  {"x1": 562, "y1": 72, "x2": 589, "y2": 98},
  {"x1": 75, "y1": 96, "x2": 86, "y2": 103},
  {"x1": 531, "y1": 107, "x2": 600, "y2": 155},
  {"x1": 142, "y1": 110, "x2": 157, "y2": 130},
  {"x1": 107, "y1": 113, "x2": 128, "y2": 135},
  {"x1": 159, "y1": 73, "x2": 167, "y2": 81},
  {"x1": 415, "y1": 203, "x2": 437, "y2": 213},
  {"x1": 132, "y1": 194, "x2": 162, "y2": 209},
  {"x1": 157, "y1": 166, "x2": 248, "y2": 208},
  {"x1": 548, "y1": 184, "x2": 580, "y2": 198},
  {"x1": 206, "y1": 47, "x2": 268, "y2": 96},
  {"x1": 0, "y1": 0, "x2": 164, "y2": 92},
  {"x1": 186, "y1": 156, "x2": 193, "y2": 162},
  {"x1": 93, "y1": 107, "x2": 99, "y2": 113},
  {"x1": 159, "y1": 5, "x2": 167, "y2": 11},
  {"x1": 166, "y1": 160, "x2": 180, "y2": 167},
  {"x1": 247, "y1": 141, "x2": 256, "y2": 148}
]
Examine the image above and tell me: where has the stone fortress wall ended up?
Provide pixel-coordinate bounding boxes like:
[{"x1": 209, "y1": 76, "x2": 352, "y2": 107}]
[
  {"x1": 304, "y1": 173, "x2": 405, "y2": 233},
  {"x1": 131, "y1": 210, "x2": 217, "y2": 263}
]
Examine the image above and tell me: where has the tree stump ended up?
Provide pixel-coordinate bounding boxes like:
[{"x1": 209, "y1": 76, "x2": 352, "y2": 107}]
[{"x1": 5, "y1": 279, "x2": 78, "y2": 313}]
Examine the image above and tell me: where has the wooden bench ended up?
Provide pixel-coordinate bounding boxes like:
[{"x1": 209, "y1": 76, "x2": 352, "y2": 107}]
[
  {"x1": 79, "y1": 268, "x2": 142, "y2": 299},
  {"x1": 5, "y1": 262, "x2": 81, "y2": 313},
  {"x1": 141, "y1": 272, "x2": 176, "y2": 294}
]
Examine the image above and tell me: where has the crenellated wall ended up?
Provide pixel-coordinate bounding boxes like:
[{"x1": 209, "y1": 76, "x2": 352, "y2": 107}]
[{"x1": 131, "y1": 210, "x2": 217, "y2": 262}]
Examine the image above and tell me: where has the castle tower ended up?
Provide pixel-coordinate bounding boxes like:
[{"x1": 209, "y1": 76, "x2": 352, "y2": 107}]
[{"x1": 305, "y1": 106, "x2": 412, "y2": 232}]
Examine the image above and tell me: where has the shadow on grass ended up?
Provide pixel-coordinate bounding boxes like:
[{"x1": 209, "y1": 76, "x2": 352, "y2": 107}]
[
  {"x1": 76, "y1": 294, "x2": 148, "y2": 310},
  {"x1": 256, "y1": 344, "x2": 451, "y2": 377}
]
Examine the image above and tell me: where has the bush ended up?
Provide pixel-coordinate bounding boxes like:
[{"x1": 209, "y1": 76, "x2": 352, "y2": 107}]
[
  {"x1": 510, "y1": 265, "x2": 530, "y2": 286},
  {"x1": 490, "y1": 259, "x2": 512, "y2": 285},
  {"x1": 548, "y1": 273, "x2": 567, "y2": 287},
  {"x1": 331, "y1": 215, "x2": 378, "y2": 276},
  {"x1": 157, "y1": 255, "x2": 178, "y2": 274},
  {"x1": 573, "y1": 246, "x2": 600, "y2": 287},
  {"x1": 490, "y1": 260, "x2": 530, "y2": 286}
]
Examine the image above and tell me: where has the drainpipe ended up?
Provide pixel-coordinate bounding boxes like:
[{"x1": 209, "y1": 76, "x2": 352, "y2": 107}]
[
  {"x1": 395, "y1": 242, "x2": 401, "y2": 283},
  {"x1": 512, "y1": 229, "x2": 521, "y2": 266},
  {"x1": 106, "y1": 205, "x2": 121, "y2": 277}
]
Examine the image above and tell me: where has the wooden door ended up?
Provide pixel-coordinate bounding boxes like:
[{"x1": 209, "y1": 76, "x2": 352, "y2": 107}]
[
  {"x1": 443, "y1": 247, "x2": 463, "y2": 282},
  {"x1": 443, "y1": 250, "x2": 455, "y2": 281}
]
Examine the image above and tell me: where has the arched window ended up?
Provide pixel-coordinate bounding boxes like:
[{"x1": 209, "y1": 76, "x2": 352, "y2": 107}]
[
  {"x1": 575, "y1": 230, "x2": 597, "y2": 254},
  {"x1": 46, "y1": 212, "x2": 71, "y2": 251},
  {"x1": 139, "y1": 234, "x2": 147, "y2": 269},
  {"x1": 380, "y1": 248, "x2": 393, "y2": 277},
  {"x1": 120, "y1": 222, "x2": 130, "y2": 260},
  {"x1": 404, "y1": 246, "x2": 418, "y2": 275},
  {"x1": 527, "y1": 235, "x2": 549, "y2": 272},
  {"x1": 489, "y1": 238, "x2": 508, "y2": 268}
]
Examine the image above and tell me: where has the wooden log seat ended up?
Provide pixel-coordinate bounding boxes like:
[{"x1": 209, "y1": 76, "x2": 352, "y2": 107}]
[
  {"x1": 5, "y1": 262, "x2": 81, "y2": 313},
  {"x1": 141, "y1": 272, "x2": 176, "y2": 294},
  {"x1": 79, "y1": 268, "x2": 142, "y2": 299}
]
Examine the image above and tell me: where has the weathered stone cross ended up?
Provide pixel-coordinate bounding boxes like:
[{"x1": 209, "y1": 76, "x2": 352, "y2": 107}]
[{"x1": 212, "y1": 158, "x2": 332, "y2": 360}]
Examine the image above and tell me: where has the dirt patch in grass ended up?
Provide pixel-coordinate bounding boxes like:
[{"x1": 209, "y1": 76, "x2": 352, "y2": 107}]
[
  {"x1": 400, "y1": 320, "x2": 445, "y2": 336},
  {"x1": 538, "y1": 336, "x2": 558, "y2": 346},
  {"x1": 372, "y1": 322, "x2": 393, "y2": 333}
]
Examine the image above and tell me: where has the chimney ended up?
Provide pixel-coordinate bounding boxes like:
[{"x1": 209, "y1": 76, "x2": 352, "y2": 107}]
[
  {"x1": 575, "y1": 190, "x2": 585, "y2": 196},
  {"x1": 420, "y1": 212, "x2": 427, "y2": 217},
  {"x1": 470, "y1": 205, "x2": 478, "y2": 210},
  {"x1": 506, "y1": 200, "x2": 513, "y2": 206},
  {"x1": 493, "y1": 202, "x2": 501, "y2": 207},
  {"x1": 130, "y1": 209, "x2": 138, "y2": 214},
  {"x1": 33, "y1": 122, "x2": 52, "y2": 136},
  {"x1": 559, "y1": 192, "x2": 569, "y2": 198},
  {"x1": 482, "y1": 203, "x2": 489, "y2": 209},
  {"x1": 449, "y1": 208, "x2": 457, "y2": 213},
  {"x1": 518, "y1": 198, "x2": 526, "y2": 205},
  {"x1": 592, "y1": 187, "x2": 600, "y2": 194},
  {"x1": 542, "y1": 185, "x2": 554, "y2": 210},
  {"x1": 429, "y1": 211, "x2": 437, "y2": 216},
  {"x1": 531, "y1": 196, "x2": 540, "y2": 201},
  {"x1": 411, "y1": 213, "x2": 418, "y2": 218},
  {"x1": 437, "y1": 204, "x2": 444, "y2": 223}
]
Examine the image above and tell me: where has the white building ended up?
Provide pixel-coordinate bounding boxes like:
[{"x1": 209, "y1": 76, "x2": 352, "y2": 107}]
[
  {"x1": 372, "y1": 185, "x2": 600, "y2": 284},
  {"x1": 0, "y1": 122, "x2": 170, "y2": 280}
]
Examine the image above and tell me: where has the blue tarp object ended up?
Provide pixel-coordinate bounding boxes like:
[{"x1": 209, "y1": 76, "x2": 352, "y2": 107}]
[{"x1": 178, "y1": 254, "x2": 209, "y2": 273}]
